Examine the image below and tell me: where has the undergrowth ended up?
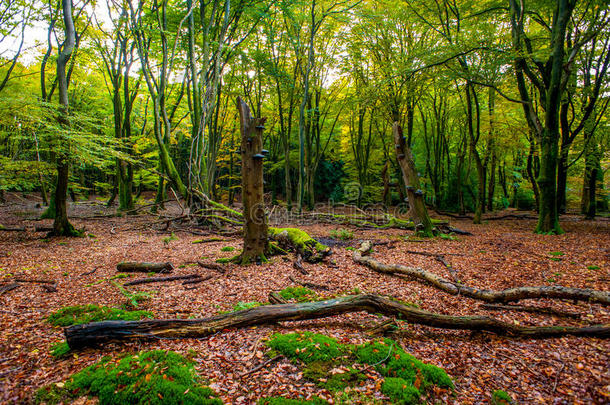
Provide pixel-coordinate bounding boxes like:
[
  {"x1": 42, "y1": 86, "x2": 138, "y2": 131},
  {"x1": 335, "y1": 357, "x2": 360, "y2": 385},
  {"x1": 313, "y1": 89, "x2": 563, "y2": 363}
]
[{"x1": 34, "y1": 350, "x2": 222, "y2": 405}]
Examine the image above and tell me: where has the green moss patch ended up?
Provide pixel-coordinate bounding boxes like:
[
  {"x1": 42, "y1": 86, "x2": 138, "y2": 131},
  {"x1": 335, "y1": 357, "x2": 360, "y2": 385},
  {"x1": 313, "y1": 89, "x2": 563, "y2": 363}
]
[
  {"x1": 267, "y1": 333, "x2": 452, "y2": 403},
  {"x1": 279, "y1": 286, "x2": 317, "y2": 302},
  {"x1": 220, "y1": 246, "x2": 236, "y2": 252},
  {"x1": 491, "y1": 390, "x2": 513, "y2": 404},
  {"x1": 47, "y1": 304, "x2": 153, "y2": 327},
  {"x1": 35, "y1": 350, "x2": 222, "y2": 405}
]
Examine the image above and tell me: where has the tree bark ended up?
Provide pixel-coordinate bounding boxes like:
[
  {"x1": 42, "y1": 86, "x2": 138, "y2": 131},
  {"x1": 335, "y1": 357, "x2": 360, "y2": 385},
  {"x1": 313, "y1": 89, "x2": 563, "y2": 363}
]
[
  {"x1": 237, "y1": 97, "x2": 269, "y2": 264},
  {"x1": 393, "y1": 122, "x2": 434, "y2": 236},
  {"x1": 64, "y1": 293, "x2": 610, "y2": 349}
]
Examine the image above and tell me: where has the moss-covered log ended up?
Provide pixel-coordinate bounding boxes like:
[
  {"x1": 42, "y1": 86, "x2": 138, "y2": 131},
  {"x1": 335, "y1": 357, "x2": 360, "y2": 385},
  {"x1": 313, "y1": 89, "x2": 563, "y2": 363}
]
[
  {"x1": 353, "y1": 241, "x2": 610, "y2": 305},
  {"x1": 64, "y1": 293, "x2": 610, "y2": 349},
  {"x1": 268, "y1": 227, "x2": 331, "y2": 263},
  {"x1": 116, "y1": 262, "x2": 173, "y2": 274}
]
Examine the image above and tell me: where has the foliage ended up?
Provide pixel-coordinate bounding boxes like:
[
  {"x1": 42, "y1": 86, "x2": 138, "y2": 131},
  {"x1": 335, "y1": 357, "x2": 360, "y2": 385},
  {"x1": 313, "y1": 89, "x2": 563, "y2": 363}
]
[
  {"x1": 47, "y1": 304, "x2": 153, "y2": 327},
  {"x1": 35, "y1": 351, "x2": 222, "y2": 405}
]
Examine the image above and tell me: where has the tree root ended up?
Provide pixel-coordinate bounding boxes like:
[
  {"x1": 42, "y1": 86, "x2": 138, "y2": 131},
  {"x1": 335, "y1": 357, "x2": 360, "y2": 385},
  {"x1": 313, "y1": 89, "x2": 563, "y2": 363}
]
[
  {"x1": 64, "y1": 293, "x2": 610, "y2": 349},
  {"x1": 353, "y1": 241, "x2": 610, "y2": 306}
]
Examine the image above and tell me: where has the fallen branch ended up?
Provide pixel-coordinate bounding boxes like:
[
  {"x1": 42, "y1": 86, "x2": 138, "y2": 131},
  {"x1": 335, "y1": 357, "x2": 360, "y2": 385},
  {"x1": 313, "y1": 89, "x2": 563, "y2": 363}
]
[
  {"x1": 0, "y1": 225, "x2": 53, "y2": 232},
  {"x1": 13, "y1": 278, "x2": 55, "y2": 284},
  {"x1": 353, "y1": 241, "x2": 610, "y2": 305},
  {"x1": 64, "y1": 294, "x2": 610, "y2": 349},
  {"x1": 479, "y1": 303, "x2": 581, "y2": 319},
  {"x1": 116, "y1": 262, "x2": 173, "y2": 274},
  {"x1": 292, "y1": 254, "x2": 308, "y2": 275},
  {"x1": 0, "y1": 283, "x2": 20, "y2": 295},
  {"x1": 197, "y1": 261, "x2": 226, "y2": 274},
  {"x1": 240, "y1": 355, "x2": 284, "y2": 378},
  {"x1": 268, "y1": 292, "x2": 288, "y2": 304},
  {"x1": 80, "y1": 267, "x2": 98, "y2": 276},
  {"x1": 123, "y1": 274, "x2": 201, "y2": 287},
  {"x1": 182, "y1": 275, "x2": 213, "y2": 285},
  {"x1": 288, "y1": 275, "x2": 329, "y2": 291}
]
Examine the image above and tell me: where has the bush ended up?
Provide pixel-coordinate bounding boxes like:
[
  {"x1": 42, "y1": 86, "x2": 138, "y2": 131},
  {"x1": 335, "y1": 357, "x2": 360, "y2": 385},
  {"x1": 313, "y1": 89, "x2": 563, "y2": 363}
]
[
  {"x1": 47, "y1": 305, "x2": 153, "y2": 327},
  {"x1": 35, "y1": 350, "x2": 222, "y2": 405}
]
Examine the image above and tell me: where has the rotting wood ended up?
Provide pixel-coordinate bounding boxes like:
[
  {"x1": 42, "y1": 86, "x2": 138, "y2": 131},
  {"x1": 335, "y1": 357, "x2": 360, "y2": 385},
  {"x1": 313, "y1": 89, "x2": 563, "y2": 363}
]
[
  {"x1": 123, "y1": 274, "x2": 201, "y2": 287},
  {"x1": 182, "y1": 275, "x2": 213, "y2": 285},
  {"x1": 479, "y1": 303, "x2": 581, "y2": 319},
  {"x1": 0, "y1": 283, "x2": 20, "y2": 295},
  {"x1": 116, "y1": 262, "x2": 173, "y2": 274},
  {"x1": 197, "y1": 261, "x2": 226, "y2": 274},
  {"x1": 288, "y1": 275, "x2": 329, "y2": 291},
  {"x1": 353, "y1": 241, "x2": 610, "y2": 305},
  {"x1": 64, "y1": 293, "x2": 610, "y2": 349},
  {"x1": 268, "y1": 292, "x2": 288, "y2": 304}
]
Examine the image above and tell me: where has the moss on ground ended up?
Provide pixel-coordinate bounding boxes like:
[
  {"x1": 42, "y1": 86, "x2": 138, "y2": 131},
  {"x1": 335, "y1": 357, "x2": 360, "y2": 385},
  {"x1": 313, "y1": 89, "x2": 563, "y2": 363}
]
[
  {"x1": 279, "y1": 286, "x2": 318, "y2": 302},
  {"x1": 266, "y1": 333, "x2": 453, "y2": 403},
  {"x1": 34, "y1": 350, "x2": 222, "y2": 405},
  {"x1": 491, "y1": 390, "x2": 513, "y2": 404},
  {"x1": 221, "y1": 246, "x2": 236, "y2": 252},
  {"x1": 47, "y1": 304, "x2": 153, "y2": 327}
]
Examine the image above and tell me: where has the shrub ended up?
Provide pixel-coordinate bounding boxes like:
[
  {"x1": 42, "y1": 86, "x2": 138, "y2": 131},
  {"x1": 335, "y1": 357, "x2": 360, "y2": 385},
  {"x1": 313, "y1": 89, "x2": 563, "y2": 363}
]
[{"x1": 47, "y1": 305, "x2": 153, "y2": 327}]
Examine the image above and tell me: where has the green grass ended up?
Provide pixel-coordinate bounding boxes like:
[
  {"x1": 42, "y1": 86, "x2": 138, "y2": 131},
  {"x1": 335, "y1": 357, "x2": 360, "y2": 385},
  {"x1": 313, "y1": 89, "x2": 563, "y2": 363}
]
[
  {"x1": 34, "y1": 350, "x2": 222, "y2": 405},
  {"x1": 279, "y1": 286, "x2": 317, "y2": 302},
  {"x1": 47, "y1": 305, "x2": 153, "y2": 327}
]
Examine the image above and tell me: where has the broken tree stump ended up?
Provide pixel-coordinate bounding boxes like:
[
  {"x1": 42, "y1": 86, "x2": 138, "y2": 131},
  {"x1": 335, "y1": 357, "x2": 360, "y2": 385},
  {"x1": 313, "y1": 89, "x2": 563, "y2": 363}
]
[{"x1": 116, "y1": 262, "x2": 173, "y2": 274}]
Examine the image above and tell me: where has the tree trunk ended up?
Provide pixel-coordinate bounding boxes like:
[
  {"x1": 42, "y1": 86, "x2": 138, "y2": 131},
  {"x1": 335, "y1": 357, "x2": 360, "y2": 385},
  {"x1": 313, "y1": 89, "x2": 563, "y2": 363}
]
[
  {"x1": 64, "y1": 293, "x2": 610, "y2": 349},
  {"x1": 51, "y1": 0, "x2": 77, "y2": 237},
  {"x1": 237, "y1": 97, "x2": 269, "y2": 264},
  {"x1": 536, "y1": 131, "x2": 562, "y2": 234},
  {"x1": 393, "y1": 122, "x2": 434, "y2": 236}
]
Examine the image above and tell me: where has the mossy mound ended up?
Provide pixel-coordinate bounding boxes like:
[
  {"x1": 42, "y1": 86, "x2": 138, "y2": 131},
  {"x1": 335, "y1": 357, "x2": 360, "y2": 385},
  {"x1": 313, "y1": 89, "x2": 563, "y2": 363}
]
[
  {"x1": 258, "y1": 397, "x2": 328, "y2": 405},
  {"x1": 47, "y1": 304, "x2": 153, "y2": 327},
  {"x1": 268, "y1": 227, "x2": 331, "y2": 263},
  {"x1": 266, "y1": 332, "x2": 348, "y2": 364},
  {"x1": 279, "y1": 286, "x2": 318, "y2": 302},
  {"x1": 267, "y1": 333, "x2": 452, "y2": 403},
  {"x1": 35, "y1": 350, "x2": 222, "y2": 405}
]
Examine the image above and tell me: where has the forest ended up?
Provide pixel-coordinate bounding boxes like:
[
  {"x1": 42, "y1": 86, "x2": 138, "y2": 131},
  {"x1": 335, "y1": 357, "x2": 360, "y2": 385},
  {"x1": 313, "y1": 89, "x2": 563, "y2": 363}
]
[{"x1": 0, "y1": 0, "x2": 609, "y2": 403}]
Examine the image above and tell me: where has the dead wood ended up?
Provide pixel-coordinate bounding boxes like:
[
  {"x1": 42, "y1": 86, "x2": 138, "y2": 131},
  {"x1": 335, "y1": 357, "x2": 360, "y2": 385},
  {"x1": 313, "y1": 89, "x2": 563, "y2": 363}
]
[
  {"x1": 64, "y1": 293, "x2": 610, "y2": 349},
  {"x1": 0, "y1": 283, "x2": 20, "y2": 295},
  {"x1": 182, "y1": 275, "x2": 213, "y2": 285},
  {"x1": 197, "y1": 261, "x2": 227, "y2": 274},
  {"x1": 479, "y1": 303, "x2": 581, "y2": 319},
  {"x1": 80, "y1": 267, "x2": 98, "y2": 276},
  {"x1": 116, "y1": 262, "x2": 173, "y2": 274},
  {"x1": 123, "y1": 274, "x2": 201, "y2": 286},
  {"x1": 353, "y1": 241, "x2": 610, "y2": 306},
  {"x1": 42, "y1": 284, "x2": 58, "y2": 293},
  {"x1": 240, "y1": 355, "x2": 284, "y2": 378},
  {"x1": 0, "y1": 225, "x2": 53, "y2": 232},
  {"x1": 366, "y1": 319, "x2": 399, "y2": 336},
  {"x1": 293, "y1": 254, "x2": 308, "y2": 275},
  {"x1": 13, "y1": 278, "x2": 55, "y2": 284},
  {"x1": 268, "y1": 292, "x2": 288, "y2": 304},
  {"x1": 288, "y1": 275, "x2": 329, "y2": 291}
]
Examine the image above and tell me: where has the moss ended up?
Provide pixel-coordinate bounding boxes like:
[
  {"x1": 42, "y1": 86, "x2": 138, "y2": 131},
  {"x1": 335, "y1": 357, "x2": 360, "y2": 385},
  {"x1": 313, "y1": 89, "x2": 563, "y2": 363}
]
[
  {"x1": 220, "y1": 246, "x2": 236, "y2": 252},
  {"x1": 34, "y1": 383, "x2": 75, "y2": 404},
  {"x1": 303, "y1": 361, "x2": 366, "y2": 391},
  {"x1": 266, "y1": 332, "x2": 347, "y2": 364},
  {"x1": 50, "y1": 341, "x2": 71, "y2": 358},
  {"x1": 162, "y1": 232, "x2": 178, "y2": 245},
  {"x1": 231, "y1": 301, "x2": 263, "y2": 312},
  {"x1": 192, "y1": 237, "x2": 224, "y2": 244},
  {"x1": 381, "y1": 377, "x2": 421, "y2": 404},
  {"x1": 258, "y1": 397, "x2": 328, "y2": 405},
  {"x1": 279, "y1": 286, "x2": 317, "y2": 302},
  {"x1": 47, "y1": 305, "x2": 153, "y2": 327},
  {"x1": 36, "y1": 350, "x2": 223, "y2": 405},
  {"x1": 491, "y1": 390, "x2": 513, "y2": 405},
  {"x1": 329, "y1": 229, "x2": 354, "y2": 240},
  {"x1": 587, "y1": 265, "x2": 600, "y2": 270},
  {"x1": 215, "y1": 258, "x2": 231, "y2": 264},
  {"x1": 268, "y1": 227, "x2": 330, "y2": 262}
]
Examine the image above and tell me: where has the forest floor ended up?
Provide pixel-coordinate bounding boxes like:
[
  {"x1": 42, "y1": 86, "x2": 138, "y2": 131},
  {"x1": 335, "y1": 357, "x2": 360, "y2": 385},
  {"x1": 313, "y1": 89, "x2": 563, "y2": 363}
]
[{"x1": 0, "y1": 193, "x2": 608, "y2": 404}]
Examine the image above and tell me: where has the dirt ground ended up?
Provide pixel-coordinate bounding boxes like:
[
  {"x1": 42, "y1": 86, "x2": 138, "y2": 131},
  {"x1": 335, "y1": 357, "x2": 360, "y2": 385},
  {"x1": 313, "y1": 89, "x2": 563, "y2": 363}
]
[{"x1": 0, "y1": 193, "x2": 608, "y2": 404}]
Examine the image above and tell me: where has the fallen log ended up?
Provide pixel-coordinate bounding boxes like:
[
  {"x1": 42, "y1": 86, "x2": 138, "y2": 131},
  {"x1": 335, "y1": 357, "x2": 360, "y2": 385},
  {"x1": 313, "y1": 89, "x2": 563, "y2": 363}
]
[
  {"x1": 288, "y1": 275, "x2": 329, "y2": 291},
  {"x1": 479, "y1": 303, "x2": 581, "y2": 319},
  {"x1": 64, "y1": 294, "x2": 610, "y2": 349},
  {"x1": 197, "y1": 261, "x2": 226, "y2": 274},
  {"x1": 0, "y1": 283, "x2": 20, "y2": 295},
  {"x1": 116, "y1": 262, "x2": 173, "y2": 274},
  {"x1": 353, "y1": 241, "x2": 610, "y2": 305},
  {"x1": 123, "y1": 274, "x2": 201, "y2": 287},
  {"x1": 182, "y1": 275, "x2": 213, "y2": 285},
  {"x1": 13, "y1": 278, "x2": 55, "y2": 284},
  {"x1": 0, "y1": 224, "x2": 53, "y2": 232}
]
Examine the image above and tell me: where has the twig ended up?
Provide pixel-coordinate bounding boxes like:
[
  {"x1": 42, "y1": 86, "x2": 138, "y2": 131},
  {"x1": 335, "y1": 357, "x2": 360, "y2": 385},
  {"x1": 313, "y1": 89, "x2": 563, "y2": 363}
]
[
  {"x1": 182, "y1": 275, "x2": 213, "y2": 285},
  {"x1": 552, "y1": 360, "x2": 565, "y2": 394},
  {"x1": 239, "y1": 355, "x2": 284, "y2": 378},
  {"x1": 80, "y1": 267, "x2": 98, "y2": 276},
  {"x1": 13, "y1": 278, "x2": 55, "y2": 284}
]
